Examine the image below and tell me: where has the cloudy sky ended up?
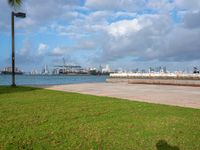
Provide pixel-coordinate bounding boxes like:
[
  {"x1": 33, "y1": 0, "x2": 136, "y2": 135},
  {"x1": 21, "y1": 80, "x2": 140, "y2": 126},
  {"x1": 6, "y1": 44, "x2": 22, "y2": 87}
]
[{"x1": 0, "y1": 0, "x2": 200, "y2": 72}]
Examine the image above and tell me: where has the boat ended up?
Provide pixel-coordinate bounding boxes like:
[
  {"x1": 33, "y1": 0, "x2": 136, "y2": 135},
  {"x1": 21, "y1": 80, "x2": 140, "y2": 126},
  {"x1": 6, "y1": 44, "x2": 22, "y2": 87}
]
[{"x1": 1, "y1": 67, "x2": 23, "y2": 75}]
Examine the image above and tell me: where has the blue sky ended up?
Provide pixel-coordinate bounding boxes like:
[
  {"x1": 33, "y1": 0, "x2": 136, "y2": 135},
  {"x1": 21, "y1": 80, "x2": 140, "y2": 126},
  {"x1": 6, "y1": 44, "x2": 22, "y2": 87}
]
[{"x1": 0, "y1": 0, "x2": 200, "y2": 72}]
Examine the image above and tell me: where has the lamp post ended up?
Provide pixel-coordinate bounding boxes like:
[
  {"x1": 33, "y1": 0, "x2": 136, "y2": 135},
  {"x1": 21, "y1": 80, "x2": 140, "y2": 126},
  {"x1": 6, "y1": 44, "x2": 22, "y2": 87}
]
[{"x1": 11, "y1": 11, "x2": 26, "y2": 87}]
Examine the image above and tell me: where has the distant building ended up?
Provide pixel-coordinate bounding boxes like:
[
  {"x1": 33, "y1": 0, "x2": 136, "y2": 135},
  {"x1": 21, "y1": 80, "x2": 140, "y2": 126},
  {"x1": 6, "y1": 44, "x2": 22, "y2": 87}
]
[
  {"x1": 141, "y1": 69, "x2": 146, "y2": 73},
  {"x1": 149, "y1": 67, "x2": 154, "y2": 73},
  {"x1": 41, "y1": 65, "x2": 50, "y2": 75},
  {"x1": 102, "y1": 65, "x2": 111, "y2": 73},
  {"x1": 155, "y1": 66, "x2": 162, "y2": 72},
  {"x1": 99, "y1": 65, "x2": 103, "y2": 73},
  {"x1": 163, "y1": 66, "x2": 167, "y2": 73},
  {"x1": 132, "y1": 68, "x2": 139, "y2": 73},
  {"x1": 31, "y1": 69, "x2": 39, "y2": 75},
  {"x1": 52, "y1": 68, "x2": 59, "y2": 75},
  {"x1": 149, "y1": 66, "x2": 167, "y2": 73}
]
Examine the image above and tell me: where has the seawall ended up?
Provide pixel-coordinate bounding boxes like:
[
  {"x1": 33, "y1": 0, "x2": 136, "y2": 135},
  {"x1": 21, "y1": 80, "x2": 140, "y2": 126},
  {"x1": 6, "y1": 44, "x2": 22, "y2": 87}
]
[{"x1": 106, "y1": 73, "x2": 200, "y2": 86}]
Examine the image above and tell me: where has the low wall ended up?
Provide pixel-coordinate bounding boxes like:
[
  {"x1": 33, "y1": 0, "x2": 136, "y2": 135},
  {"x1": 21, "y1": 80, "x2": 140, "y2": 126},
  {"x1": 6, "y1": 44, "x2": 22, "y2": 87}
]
[{"x1": 106, "y1": 77, "x2": 200, "y2": 86}]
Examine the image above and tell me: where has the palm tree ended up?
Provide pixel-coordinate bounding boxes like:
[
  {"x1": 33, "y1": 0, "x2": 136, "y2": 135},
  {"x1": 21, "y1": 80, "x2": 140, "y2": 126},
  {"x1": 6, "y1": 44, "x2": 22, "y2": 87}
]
[{"x1": 8, "y1": 0, "x2": 22, "y2": 10}]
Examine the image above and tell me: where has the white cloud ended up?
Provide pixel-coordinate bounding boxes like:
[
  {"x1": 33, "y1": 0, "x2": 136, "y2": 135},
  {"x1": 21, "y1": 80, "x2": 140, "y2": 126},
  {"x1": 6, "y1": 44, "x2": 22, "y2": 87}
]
[
  {"x1": 96, "y1": 12, "x2": 200, "y2": 62},
  {"x1": 1, "y1": 0, "x2": 200, "y2": 70},
  {"x1": 0, "y1": 0, "x2": 83, "y2": 32},
  {"x1": 38, "y1": 43, "x2": 48, "y2": 55},
  {"x1": 85, "y1": 0, "x2": 146, "y2": 11},
  {"x1": 107, "y1": 19, "x2": 144, "y2": 37},
  {"x1": 11, "y1": 40, "x2": 45, "y2": 66},
  {"x1": 90, "y1": 14, "x2": 175, "y2": 62},
  {"x1": 147, "y1": 0, "x2": 174, "y2": 12},
  {"x1": 18, "y1": 40, "x2": 32, "y2": 56},
  {"x1": 49, "y1": 7, "x2": 200, "y2": 64},
  {"x1": 15, "y1": 17, "x2": 35, "y2": 29},
  {"x1": 50, "y1": 47, "x2": 70, "y2": 56}
]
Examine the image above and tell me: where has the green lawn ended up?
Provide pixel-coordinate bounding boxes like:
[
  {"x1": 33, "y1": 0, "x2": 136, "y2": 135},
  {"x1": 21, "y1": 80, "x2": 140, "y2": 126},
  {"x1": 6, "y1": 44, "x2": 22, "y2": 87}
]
[{"x1": 0, "y1": 86, "x2": 199, "y2": 150}]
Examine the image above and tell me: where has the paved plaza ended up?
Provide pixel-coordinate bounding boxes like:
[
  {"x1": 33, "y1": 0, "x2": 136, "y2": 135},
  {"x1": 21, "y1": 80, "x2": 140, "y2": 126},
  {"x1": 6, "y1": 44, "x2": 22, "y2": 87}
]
[{"x1": 44, "y1": 83, "x2": 200, "y2": 109}]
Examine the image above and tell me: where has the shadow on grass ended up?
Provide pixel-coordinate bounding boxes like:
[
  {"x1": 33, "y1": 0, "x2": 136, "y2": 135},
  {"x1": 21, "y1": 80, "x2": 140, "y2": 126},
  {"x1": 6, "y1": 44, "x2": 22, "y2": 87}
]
[
  {"x1": 156, "y1": 140, "x2": 180, "y2": 150},
  {"x1": 0, "y1": 86, "x2": 39, "y2": 95}
]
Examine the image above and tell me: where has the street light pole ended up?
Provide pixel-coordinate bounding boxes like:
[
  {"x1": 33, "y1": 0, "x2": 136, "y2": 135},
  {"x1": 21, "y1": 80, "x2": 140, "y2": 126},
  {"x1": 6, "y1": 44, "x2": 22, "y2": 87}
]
[
  {"x1": 11, "y1": 11, "x2": 26, "y2": 87},
  {"x1": 11, "y1": 11, "x2": 16, "y2": 87}
]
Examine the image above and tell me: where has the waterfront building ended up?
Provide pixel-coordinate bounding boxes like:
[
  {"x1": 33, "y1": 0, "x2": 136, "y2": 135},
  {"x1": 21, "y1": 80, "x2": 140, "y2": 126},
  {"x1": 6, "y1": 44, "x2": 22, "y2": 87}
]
[
  {"x1": 41, "y1": 65, "x2": 50, "y2": 75},
  {"x1": 102, "y1": 65, "x2": 111, "y2": 73},
  {"x1": 132, "y1": 68, "x2": 139, "y2": 73},
  {"x1": 99, "y1": 65, "x2": 103, "y2": 73},
  {"x1": 149, "y1": 66, "x2": 167, "y2": 73},
  {"x1": 31, "y1": 69, "x2": 39, "y2": 75}
]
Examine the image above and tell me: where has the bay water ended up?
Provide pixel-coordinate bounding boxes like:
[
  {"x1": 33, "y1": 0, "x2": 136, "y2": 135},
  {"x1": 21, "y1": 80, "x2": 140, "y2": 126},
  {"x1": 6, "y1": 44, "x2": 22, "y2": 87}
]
[{"x1": 0, "y1": 75, "x2": 108, "y2": 86}]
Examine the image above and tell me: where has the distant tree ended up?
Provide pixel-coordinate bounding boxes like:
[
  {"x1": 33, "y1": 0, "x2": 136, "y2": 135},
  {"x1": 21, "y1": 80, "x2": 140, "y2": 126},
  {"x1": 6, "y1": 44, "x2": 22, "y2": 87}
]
[{"x1": 8, "y1": 0, "x2": 22, "y2": 10}]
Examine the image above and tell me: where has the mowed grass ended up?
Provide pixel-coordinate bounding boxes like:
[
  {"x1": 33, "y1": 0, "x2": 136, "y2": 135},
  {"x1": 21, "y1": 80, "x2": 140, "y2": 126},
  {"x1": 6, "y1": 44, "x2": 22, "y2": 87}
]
[{"x1": 0, "y1": 86, "x2": 199, "y2": 150}]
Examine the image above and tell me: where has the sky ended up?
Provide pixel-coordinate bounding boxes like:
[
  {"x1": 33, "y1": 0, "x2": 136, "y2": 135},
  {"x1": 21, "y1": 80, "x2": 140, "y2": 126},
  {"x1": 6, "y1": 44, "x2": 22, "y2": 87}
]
[{"x1": 0, "y1": 0, "x2": 200, "y2": 72}]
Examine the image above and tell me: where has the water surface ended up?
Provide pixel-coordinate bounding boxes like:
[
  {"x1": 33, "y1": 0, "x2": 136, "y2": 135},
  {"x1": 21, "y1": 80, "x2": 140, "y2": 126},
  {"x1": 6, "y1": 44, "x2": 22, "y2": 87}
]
[{"x1": 0, "y1": 75, "x2": 108, "y2": 86}]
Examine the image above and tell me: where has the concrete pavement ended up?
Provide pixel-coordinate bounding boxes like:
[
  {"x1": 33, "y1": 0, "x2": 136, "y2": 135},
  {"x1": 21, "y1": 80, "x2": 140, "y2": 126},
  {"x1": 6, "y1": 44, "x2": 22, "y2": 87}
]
[{"x1": 44, "y1": 83, "x2": 200, "y2": 109}]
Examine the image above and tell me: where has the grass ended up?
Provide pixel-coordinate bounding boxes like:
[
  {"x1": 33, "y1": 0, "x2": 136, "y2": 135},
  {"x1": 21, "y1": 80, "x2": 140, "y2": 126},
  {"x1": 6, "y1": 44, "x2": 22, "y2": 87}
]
[{"x1": 0, "y1": 86, "x2": 199, "y2": 150}]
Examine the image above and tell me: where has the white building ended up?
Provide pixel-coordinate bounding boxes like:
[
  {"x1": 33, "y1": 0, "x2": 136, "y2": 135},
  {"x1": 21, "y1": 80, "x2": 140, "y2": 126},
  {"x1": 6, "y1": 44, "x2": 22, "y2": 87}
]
[{"x1": 102, "y1": 65, "x2": 111, "y2": 73}]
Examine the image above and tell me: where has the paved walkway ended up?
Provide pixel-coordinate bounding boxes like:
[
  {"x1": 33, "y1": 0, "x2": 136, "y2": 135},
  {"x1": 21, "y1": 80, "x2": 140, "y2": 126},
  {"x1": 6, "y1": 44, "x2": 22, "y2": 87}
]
[{"x1": 45, "y1": 83, "x2": 200, "y2": 109}]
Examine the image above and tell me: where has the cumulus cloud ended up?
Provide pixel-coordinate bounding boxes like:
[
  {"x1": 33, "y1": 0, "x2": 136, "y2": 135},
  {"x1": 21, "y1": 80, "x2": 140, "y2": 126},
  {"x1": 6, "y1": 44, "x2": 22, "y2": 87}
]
[
  {"x1": 183, "y1": 11, "x2": 200, "y2": 28},
  {"x1": 147, "y1": 0, "x2": 175, "y2": 12},
  {"x1": 49, "y1": 40, "x2": 97, "y2": 57},
  {"x1": 73, "y1": 40, "x2": 97, "y2": 50},
  {"x1": 38, "y1": 43, "x2": 48, "y2": 55},
  {"x1": 175, "y1": 0, "x2": 200, "y2": 10},
  {"x1": 7, "y1": 41, "x2": 49, "y2": 68},
  {"x1": 91, "y1": 14, "x2": 173, "y2": 62},
  {"x1": 160, "y1": 27, "x2": 200, "y2": 61},
  {"x1": 50, "y1": 47, "x2": 71, "y2": 56},
  {"x1": 53, "y1": 1, "x2": 200, "y2": 65},
  {"x1": 81, "y1": 0, "x2": 200, "y2": 65},
  {"x1": 12, "y1": 40, "x2": 44, "y2": 65},
  {"x1": 85, "y1": 0, "x2": 146, "y2": 11},
  {"x1": 0, "y1": 0, "x2": 82, "y2": 32},
  {"x1": 1, "y1": 0, "x2": 200, "y2": 71},
  {"x1": 107, "y1": 19, "x2": 145, "y2": 37}
]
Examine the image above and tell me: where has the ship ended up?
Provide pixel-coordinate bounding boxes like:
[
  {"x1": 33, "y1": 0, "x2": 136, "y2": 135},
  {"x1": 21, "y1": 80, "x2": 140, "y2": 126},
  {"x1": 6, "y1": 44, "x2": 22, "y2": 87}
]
[
  {"x1": 53, "y1": 65, "x2": 89, "y2": 75},
  {"x1": 1, "y1": 67, "x2": 23, "y2": 75},
  {"x1": 52, "y1": 58, "x2": 89, "y2": 75}
]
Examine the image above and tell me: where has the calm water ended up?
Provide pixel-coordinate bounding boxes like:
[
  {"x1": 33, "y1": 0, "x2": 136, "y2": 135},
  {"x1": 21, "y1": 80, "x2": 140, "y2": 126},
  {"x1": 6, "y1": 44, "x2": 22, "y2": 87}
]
[{"x1": 0, "y1": 75, "x2": 108, "y2": 86}]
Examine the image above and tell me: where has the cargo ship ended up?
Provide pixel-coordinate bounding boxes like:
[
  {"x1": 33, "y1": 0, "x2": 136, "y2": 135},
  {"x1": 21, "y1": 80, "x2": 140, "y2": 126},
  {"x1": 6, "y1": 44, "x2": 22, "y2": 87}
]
[
  {"x1": 53, "y1": 65, "x2": 89, "y2": 75},
  {"x1": 1, "y1": 67, "x2": 23, "y2": 75}
]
